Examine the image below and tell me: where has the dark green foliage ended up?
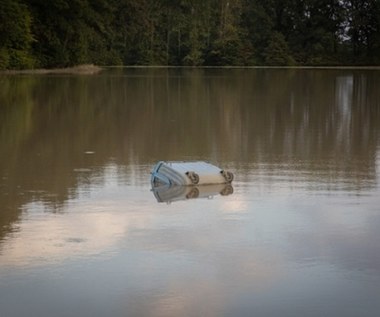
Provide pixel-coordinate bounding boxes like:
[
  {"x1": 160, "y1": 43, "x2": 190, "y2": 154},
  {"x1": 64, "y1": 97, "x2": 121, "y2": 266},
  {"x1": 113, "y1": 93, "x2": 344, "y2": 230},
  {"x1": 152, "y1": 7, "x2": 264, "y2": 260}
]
[
  {"x1": 345, "y1": 0, "x2": 380, "y2": 64},
  {"x1": 238, "y1": 1, "x2": 274, "y2": 63},
  {"x1": 0, "y1": 0, "x2": 379, "y2": 69},
  {"x1": 264, "y1": 32, "x2": 295, "y2": 66},
  {"x1": 27, "y1": 0, "x2": 122, "y2": 67},
  {"x1": 0, "y1": 0, "x2": 35, "y2": 69}
]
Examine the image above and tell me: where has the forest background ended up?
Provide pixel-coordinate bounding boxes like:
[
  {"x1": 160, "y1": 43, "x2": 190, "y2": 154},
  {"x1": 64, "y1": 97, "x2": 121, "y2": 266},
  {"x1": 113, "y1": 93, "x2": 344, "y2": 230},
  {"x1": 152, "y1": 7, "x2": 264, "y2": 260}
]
[{"x1": 1, "y1": 0, "x2": 380, "y2": 70}]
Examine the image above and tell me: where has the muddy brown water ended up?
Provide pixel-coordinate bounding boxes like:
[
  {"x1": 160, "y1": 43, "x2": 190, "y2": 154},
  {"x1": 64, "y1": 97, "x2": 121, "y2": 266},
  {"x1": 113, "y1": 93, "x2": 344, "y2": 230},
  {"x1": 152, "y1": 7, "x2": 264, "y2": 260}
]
[{"x1": 1, "y1": 68, "x2": 380, "y2": 317}]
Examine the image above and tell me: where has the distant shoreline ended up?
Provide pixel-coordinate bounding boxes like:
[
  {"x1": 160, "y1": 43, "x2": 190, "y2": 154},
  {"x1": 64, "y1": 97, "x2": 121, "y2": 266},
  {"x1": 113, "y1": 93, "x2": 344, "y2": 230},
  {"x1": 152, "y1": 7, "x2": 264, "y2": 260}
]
[
  {"x1": 0, "y1": 64, "x2": 103, "y2": 75},
  {"x1": 2, "y1": 64, "x2": 380, "y2": 74},
  {"x1": 109, "y1": 65, "x2": 380, "y2": 70}
]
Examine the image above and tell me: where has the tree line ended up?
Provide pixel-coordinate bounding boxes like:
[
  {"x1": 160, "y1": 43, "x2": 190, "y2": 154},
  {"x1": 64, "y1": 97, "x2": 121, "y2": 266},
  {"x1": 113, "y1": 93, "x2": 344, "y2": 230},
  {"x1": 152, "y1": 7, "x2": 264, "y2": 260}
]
[{"x1": 1, "y1": 0, "x2": 380, "y2": 69}]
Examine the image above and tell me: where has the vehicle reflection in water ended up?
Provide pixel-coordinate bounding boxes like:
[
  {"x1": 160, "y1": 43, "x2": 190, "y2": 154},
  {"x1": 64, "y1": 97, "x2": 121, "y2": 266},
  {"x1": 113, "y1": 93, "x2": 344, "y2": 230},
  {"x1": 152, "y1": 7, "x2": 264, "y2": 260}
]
[{"x1": 151, "y1": 184, "x2": 234, "y2": 203}]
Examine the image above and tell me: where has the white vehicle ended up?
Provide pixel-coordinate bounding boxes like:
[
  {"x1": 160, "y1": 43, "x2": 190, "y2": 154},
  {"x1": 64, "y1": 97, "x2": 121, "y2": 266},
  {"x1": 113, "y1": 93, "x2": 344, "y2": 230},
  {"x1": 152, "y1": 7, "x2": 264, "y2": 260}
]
[{"x1": 151, "y1": 161, "x2": 234, "y2": 186}]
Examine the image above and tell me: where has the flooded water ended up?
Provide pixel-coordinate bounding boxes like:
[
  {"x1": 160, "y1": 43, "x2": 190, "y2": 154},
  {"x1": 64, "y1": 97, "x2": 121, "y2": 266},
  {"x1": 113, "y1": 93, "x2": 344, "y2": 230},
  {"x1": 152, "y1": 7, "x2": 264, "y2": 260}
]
[{"x1": 1, "y1": 68, "x2": 380, "y2": 317}]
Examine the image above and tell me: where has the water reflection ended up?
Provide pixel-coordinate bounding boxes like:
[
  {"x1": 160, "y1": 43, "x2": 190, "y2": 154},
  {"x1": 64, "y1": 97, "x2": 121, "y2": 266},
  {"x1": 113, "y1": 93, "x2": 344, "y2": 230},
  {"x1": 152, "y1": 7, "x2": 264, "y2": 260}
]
[{"x1": 152, "y1": 184, "x2": 234, "y2": 203}]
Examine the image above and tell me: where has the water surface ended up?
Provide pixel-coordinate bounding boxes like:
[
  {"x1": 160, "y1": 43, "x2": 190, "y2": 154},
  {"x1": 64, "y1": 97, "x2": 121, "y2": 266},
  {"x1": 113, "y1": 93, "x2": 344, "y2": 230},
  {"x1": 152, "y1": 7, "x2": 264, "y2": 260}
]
[{"x1": 1, "y1": 68, "x2": 380, "y2": 317}]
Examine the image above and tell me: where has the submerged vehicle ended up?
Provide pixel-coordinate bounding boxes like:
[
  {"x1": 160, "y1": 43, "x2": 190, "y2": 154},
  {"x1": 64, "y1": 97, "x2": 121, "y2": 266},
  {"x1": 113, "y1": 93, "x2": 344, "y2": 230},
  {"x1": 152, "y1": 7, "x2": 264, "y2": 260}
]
[{"x1": 151, "y1": 161, "x2": 234, "y2": 187}]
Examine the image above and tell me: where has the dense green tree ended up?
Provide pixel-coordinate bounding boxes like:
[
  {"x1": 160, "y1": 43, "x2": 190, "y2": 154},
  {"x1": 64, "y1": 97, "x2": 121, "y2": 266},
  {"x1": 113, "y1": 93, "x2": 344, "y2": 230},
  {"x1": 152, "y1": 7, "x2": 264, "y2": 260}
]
[
  {"x1": 267, "y1": 0, "x2": 345, "y2": 65},
  {"x1": 344, "y1": 0, "x2": 380, "y2": 64},
  {"x1": 28, "y1": 0, "x2": 121, "y2": 67},
  {"x1": 114, "y1": 0, "x2": 161, "y2": 64},
  {"x1": 264, "y1": 32, "x2": 295, "y2": 66},
  {"x1": 180, "y1": 1, "x2": 209, "y2": 66},
  {"x1": 0, "y1": 0, "x2": 379, "y2": 69},
  {"x1": 0, "y1": 0, "x2": 35, "y2": 69},
  {"x1": 206, "y1": 0, "x2": 252, "y2": 65},
  {"x1": 241, "y1": 0, "x2": 275, "y2": 64}
]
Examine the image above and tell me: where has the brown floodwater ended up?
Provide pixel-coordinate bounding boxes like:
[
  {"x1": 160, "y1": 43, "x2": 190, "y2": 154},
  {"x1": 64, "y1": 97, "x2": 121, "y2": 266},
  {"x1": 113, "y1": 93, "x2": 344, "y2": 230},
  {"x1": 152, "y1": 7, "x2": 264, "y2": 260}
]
[{"x1": 0, "y1": 68, "x2": 380, "y2": 317}]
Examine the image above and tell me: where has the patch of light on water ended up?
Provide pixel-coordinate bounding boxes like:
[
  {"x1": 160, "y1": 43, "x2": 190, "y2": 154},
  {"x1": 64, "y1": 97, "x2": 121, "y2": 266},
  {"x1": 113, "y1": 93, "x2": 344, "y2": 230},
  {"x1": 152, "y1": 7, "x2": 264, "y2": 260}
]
[
  {"x1": 1, "y1": 187, "x2": 155, "y2": 268},
  {"x1": 377, "y1": 146, "x2": 380, "y2": 183}
]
